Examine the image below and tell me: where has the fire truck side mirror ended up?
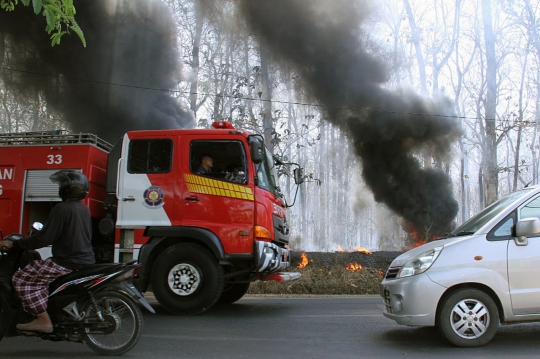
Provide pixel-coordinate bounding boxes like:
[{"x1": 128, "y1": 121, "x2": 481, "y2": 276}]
[
  {"x1": 294, "y1": 168, "x2": 304, "y2": 185},
  {"x1": 250, "y1": 139, "x2": 264, "y2": 164}
]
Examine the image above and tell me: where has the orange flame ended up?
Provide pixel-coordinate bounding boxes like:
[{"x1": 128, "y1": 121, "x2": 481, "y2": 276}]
[
  {"x1": 336, "y1": 245, "x2": 372, "y2": 254},
  {"x1": 346, "y1": 262, "x2": 362, "y2": 272},
  {"x1": 355, "y1": 246, "x2": 372, "y2": 255},
  {"x1": 297, "y1": 252, "x2": 309, "y2": 268}
]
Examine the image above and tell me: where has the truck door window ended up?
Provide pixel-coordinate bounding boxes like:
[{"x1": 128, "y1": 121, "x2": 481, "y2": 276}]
[
  {"x1": 252, "y1": 146, "x2": 282, "y2": 197},
  {"x1": 190, "y1": 140, "x2": 247, "y2": 184},
  {"x1": 128, "y1": 139, "x2": 173, "y2": 174}
]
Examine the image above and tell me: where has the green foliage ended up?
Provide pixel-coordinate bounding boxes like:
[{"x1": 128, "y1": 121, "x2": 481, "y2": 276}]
[{"x1": 1, "y1": 0, "x2": 86, "y2": 47}]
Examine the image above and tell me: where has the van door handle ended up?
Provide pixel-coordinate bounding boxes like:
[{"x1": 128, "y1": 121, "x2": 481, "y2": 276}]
[
  {"x1": 122, "y1": 196, "x2": 136, "y2": 202},
  {"x1": 185, "y1": 196, "x2": 200, "y2": 202}
]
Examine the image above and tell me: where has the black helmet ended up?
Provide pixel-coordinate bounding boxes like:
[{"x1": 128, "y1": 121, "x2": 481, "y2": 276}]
[{"x1": 49, "y1": 170, "x2": 89, "y2": 201}]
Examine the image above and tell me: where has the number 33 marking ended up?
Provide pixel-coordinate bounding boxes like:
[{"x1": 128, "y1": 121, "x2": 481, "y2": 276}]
[{"x1": 47, "y1": 154, "x2": 62, "y2": 164}]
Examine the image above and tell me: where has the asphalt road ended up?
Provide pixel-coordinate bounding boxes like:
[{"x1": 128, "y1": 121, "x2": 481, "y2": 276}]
[{"x1": 2, "y1": 295, "x2": 540, "y2": 358}]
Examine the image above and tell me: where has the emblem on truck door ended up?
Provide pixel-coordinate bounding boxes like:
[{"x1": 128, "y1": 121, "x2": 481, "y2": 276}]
[{"x1": 143, "y1": 185, "x2": 165, "y2": 209}]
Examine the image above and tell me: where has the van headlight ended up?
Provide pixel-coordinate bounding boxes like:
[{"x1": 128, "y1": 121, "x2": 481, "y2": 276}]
[{"x1": 397, "y1": 246, "x2": 443, "y2": 278}]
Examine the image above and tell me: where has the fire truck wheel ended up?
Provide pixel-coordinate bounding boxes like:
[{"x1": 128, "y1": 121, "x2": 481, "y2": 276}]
[
  {"x1": 151, "y1": 243, "x2": 224, "y2": 315},
  {"x1": 218, "y1": 282, "x2": 251, "y2": 305}
]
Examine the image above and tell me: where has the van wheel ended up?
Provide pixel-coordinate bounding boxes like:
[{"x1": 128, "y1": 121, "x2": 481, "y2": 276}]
[
  {"x1": 218, "y1": 282, "x2": 250, "y2": 305},
  {"x1": 437, "y1": 288, "x2": 499, "y2": 347},
  {"x1": 151, "y1": 243, "x2": 224, "y2": 315}
]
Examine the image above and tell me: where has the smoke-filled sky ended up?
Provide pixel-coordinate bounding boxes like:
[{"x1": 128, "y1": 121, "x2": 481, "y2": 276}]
[
  {"x1": 237, "y1": 0, "x2": 461, "y2": 237},
  {"x1": 0, "y1": 0, "x2": 461, "y2": 238},
  {"x1": 0, "y1": 0, "x2": 194, "y2": 143}
]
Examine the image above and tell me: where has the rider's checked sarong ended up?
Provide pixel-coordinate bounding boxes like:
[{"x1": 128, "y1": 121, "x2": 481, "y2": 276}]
[{"x1": 12, "y1": 258, "x2": 72, "y2": 315}]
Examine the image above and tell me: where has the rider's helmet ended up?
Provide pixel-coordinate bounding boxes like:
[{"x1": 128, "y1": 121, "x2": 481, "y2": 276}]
[{"x1": 49, "y1": 170, "x2": 89, "y2": 201}]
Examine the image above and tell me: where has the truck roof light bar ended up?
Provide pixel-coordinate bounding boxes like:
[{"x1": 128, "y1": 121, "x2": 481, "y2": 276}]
[{"x1": 212, "y1": 121, "x2": 235, "y2": 129}]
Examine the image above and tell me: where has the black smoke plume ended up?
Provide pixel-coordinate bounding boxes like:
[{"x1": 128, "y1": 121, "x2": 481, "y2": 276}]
[
  {"x1": 238, "y1": 0, "x2": 460, "y2": 238},
  {"x1": 0, "y1": 0, "x2": 194, "y2": 142}
]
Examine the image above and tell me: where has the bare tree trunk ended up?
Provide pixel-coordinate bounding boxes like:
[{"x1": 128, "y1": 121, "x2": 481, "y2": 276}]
[
  {"x1": 481, "y1": 0, "x2": 498, "y2": 206},
  {"x1": 190, "y1": 2, "x2": 204, "y2": 117},
  {"x1": 513, "y1": 51, "x2": 528, "y2": 191},
  {"x1": 459, "y1": 142, "x2": 468, "y2": 223},
  {"x1": 478, "y1": 166, "x2": 484, "y2": 209},
  {"x1": 432, "y1": 0, "x2": 460, "y2": 93},
  {"x1": 403, "y1": 0, "x2": 427, "y2": 95},
  {"x1": 317, "y1": 121, "x2": 326, "y2": 249},
  {"x1": 524, "y1": 0, "x2": 540, "y2": 185},
  {"x1": 30, "y1": 93, "x2": 40, "y2": 131},
  {"x1": 0, "y1": 33, "x2": 4, "y2": 67},
  {"x1": 245, "y1": 37, "x2": 255, "y2": 121},
  {"x1": 259, "y1": 44, "x2": 273, "y2": 151}
]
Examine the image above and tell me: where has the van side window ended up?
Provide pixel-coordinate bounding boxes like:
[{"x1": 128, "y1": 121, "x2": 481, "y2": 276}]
[
  {"x1": 190, "y1": 140, "x2": 247, "y2": 184},
  {"x1": 128, "y1": 139, "x2": 173, "y2": 174},
  {"x1": 487, "y1": 212, "x2": 516, "y2": 240}
]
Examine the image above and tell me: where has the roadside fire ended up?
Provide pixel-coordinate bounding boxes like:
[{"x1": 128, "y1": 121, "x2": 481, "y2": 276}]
[
  {"x1": 355, "y1": 246, "x2": 372, "y2": 255},
  {"x1": 406, "y1": 229, "x2": 428, "y2": 249},
  {"x1": 337, "y1": 245, "x2": 372, "y2": 255},
  {"x1": 297, "y1": 252, "x2": 309, "y2": 268},
  {"x1": 346, "y1": 262, "x2": 362, "y2": 272}
]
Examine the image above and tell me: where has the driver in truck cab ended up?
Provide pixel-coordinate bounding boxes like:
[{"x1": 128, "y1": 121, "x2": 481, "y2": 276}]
[
  {"x1": 0, "y1": 170, "x2": 95, "y2": 333},
  {"x1": 196, "y1": 154, "x2": 213, "y2": 175}
]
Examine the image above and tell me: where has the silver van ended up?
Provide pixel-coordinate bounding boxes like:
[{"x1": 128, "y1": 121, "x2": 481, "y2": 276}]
[{"x1": 380, "y1": 185, "x2": 540, "y2": 347}]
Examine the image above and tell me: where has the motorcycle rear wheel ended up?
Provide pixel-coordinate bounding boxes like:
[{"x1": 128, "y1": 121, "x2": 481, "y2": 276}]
[{"x1": 80, "y1": 290, "x2": 143, "y2": 356}]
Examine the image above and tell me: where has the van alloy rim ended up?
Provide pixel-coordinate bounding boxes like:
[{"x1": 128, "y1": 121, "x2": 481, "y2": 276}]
[{"x1": 449, "y1": 298, "x2": 490, "y2": 339}]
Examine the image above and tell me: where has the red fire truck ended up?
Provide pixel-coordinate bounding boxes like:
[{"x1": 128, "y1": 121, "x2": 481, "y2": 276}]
[{"x1": 0, "y1": 123, "x2": 303, "y2": 315}]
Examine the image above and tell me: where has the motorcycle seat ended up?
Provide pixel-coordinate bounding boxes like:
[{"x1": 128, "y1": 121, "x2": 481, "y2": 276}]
[{"x1": 49, "y1": 263, "x2": 123, "y2": 292}]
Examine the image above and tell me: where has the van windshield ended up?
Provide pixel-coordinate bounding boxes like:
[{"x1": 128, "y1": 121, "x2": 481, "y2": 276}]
[{"x1": 450, "y1": 188, "x2": 535, "y2": 236}]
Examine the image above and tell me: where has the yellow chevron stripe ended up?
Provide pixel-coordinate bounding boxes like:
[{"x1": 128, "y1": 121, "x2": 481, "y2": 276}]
[{"x1": 183, "y1": 174, "x2": 254, "y2": 201}]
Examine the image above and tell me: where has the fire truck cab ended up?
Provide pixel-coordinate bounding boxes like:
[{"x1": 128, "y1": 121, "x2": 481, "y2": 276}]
[{"x1": 0, "y1": 124, "x2": 303, "y2": 315}]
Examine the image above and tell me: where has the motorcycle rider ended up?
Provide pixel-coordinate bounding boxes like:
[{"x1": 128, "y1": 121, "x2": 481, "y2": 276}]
[{"x1": 0, "y1": 170, "x2": 95, "y2": 333}]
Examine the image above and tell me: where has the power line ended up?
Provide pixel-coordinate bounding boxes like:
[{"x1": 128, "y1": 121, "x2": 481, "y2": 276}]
[{"x1": 1, "y1": 65, "x2": 537, "y2": 125}]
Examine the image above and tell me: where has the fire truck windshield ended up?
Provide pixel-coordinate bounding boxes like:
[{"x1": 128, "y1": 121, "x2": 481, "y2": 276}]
[{"x1": 256, "y1": 147, "x2": 282, "y2": 197}]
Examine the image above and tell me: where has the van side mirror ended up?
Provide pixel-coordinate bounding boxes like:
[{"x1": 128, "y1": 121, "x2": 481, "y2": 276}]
[
  {"x1": 294, "y1": 168, "x2": 304, "y2": 185},
  {"x1": 514, "y1": 217, "x2": 540, "y2": 246}
]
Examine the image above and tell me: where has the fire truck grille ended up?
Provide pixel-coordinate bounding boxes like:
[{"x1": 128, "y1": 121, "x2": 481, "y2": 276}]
[{"x1": 273, "y1": 214, "x2": 289, "y2": 245}]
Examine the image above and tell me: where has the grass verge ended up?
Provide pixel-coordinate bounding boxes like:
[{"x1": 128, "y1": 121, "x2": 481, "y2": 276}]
[{"x1": 247, "y1": 265, "x2": 384, "y2": 295}]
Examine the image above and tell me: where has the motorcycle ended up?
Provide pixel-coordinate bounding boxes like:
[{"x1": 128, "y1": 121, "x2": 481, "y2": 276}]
[{"x1": 0, "y1": 224, "x2": 155, "y2": 356}]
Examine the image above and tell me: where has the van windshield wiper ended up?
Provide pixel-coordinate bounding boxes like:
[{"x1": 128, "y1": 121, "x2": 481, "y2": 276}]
[{"x1": 451, "y1": 231, "x2": 475, "y2": 237}]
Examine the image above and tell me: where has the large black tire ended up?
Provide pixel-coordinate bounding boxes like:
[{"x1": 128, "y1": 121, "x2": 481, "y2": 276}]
[
  {"x1": 81, "y1": 290, "x2": 143, "y2": 356},
  {"x1": 437, "y1": 288, "x2": 499, "y2": 347},
  {"x1": 151, "y1": 243, "x2": 224, "y2": 315},
  {"x1": 218, "y1": 282, "x2": 250, "y2": 305}
]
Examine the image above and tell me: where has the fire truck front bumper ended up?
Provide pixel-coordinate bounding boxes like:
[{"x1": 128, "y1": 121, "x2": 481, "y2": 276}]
[{"x1": 255, "y1": 240, "x2": 294, "y2": 273}]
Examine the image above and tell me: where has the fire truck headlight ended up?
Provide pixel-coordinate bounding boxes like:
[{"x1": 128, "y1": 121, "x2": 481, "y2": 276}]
[{"x1": 397, "y1": 246, "x2": 443, "y2": 278}]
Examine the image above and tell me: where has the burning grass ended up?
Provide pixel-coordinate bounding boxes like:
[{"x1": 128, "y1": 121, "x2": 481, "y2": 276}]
[{"x1": 247, "y1": 251, "x2": 400, "y2": 295}]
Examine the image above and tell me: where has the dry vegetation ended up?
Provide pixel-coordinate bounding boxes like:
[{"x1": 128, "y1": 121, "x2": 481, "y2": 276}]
[{"x1": 247, "y1": 251, "x2": 401, "y2": 295}]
